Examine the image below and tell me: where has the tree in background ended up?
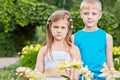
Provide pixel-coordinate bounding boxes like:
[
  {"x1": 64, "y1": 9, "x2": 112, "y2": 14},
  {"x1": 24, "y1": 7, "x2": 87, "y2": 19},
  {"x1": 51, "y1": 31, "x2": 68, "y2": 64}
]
[{"x1": 0, "y1": 0, "x2": 57, "y2": 57}]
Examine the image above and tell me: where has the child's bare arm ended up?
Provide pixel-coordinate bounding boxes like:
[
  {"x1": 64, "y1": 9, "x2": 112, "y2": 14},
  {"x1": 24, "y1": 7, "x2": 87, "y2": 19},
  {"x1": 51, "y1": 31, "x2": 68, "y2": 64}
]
[
  {"x1": 35, "y1": 47, "x2": 46, "y2": 73},
  {"x1": 70, "y1": 45, "x2": 81, "y2": 80},
  {"x1": 106, "y1": 33, "x2": 114, "y2": 69}
]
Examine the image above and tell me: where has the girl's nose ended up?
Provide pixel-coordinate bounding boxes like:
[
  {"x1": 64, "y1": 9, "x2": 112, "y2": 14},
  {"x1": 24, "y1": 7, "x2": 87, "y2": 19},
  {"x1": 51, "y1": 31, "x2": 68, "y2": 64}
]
[{"x1": 57, "y1": 28, "x2": 61, "y2": 33}]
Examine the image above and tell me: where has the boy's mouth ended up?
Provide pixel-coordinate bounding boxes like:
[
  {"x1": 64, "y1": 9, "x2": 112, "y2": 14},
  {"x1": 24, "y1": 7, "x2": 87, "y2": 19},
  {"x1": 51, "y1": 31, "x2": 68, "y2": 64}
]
[{"x1": 87, "y1": 21, "x2": 93, "y2": 23}]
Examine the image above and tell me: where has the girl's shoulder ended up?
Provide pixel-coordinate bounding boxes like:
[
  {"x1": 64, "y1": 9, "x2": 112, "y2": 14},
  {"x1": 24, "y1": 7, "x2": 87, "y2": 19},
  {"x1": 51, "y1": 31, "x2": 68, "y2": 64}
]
[
  {"x1": 70, "y1": 44, "x2": 80, "y2": 53},
  {"x1": 38, "y1": 45, "x2": 47, "y2": 55}
]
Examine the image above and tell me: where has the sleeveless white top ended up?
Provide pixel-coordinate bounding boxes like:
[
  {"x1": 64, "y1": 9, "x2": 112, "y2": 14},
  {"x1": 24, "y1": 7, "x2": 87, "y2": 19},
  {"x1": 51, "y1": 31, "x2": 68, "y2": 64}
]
[{"x1": 44, "y1": 51, "x2": 71, "y2": 70}]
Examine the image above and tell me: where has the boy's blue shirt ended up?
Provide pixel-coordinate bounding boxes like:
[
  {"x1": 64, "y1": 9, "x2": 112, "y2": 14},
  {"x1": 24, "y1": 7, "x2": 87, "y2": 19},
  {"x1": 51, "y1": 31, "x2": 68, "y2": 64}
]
[{"x1": 74, "y1": 28, "x2": 107, "y2": 79}]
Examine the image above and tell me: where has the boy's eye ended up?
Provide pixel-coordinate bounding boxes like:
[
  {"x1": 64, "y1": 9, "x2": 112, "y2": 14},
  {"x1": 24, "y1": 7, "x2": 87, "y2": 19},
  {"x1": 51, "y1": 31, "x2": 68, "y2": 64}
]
[{"x1": 92, "y1": 12, "x2": 97, "y2": 15}]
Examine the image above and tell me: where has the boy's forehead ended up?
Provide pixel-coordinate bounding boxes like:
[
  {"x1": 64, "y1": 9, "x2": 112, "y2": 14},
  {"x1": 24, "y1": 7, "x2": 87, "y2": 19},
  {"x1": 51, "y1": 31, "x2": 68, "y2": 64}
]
[
  {"x1": 82, "y1": 5, "x2": 99, "y2": 11},
  {"x1": 81, "y1": 2, "x2": 101, "y2": 11}
]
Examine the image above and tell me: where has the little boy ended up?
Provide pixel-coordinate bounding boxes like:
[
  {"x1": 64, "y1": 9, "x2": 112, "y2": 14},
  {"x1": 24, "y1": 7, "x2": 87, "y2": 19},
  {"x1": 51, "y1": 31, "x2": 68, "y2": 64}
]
[{"x1": 73, "y1": 0, "x2": 114, "y2": 79}]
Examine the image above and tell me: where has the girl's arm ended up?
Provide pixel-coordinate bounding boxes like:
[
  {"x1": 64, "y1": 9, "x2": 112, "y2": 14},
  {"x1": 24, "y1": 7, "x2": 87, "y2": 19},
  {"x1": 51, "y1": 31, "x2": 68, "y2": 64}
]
[
  {"x1": 70, "y1": 45, "x2": 81, "y2": 80},
  {"x1": 106, "y1": 33, "x2": 114, "y2": 69},
  {"x1": 71, "y1": 35, "x2": 74, "y2": 43},
  {"x1": 35, "y1": 47, "x2": 46, "y2": 73}
]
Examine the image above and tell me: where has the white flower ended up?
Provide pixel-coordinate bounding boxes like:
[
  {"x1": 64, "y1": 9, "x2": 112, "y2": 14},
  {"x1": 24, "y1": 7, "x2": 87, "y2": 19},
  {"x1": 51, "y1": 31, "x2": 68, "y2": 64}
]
[
  {"x1": 79, "y1": 66, "x2": 94, "y2": 80},
  {"x1": 99, "y1": 63, "x2": 120, "y2": 80},
  {"x1": 16, "y1": 67, "x2": 46, "y2": 80}
]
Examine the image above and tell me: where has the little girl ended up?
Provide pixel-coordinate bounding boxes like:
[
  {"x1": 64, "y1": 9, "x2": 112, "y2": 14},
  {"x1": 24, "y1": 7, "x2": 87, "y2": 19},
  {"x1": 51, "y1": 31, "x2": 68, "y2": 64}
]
[{"x1": 35, "y1": 10, "x2": 81, "y2": 80}]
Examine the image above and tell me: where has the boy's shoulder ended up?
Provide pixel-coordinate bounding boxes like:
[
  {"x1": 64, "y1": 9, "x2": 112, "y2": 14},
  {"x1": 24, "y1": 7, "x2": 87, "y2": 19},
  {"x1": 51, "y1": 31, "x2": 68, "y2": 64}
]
[{"x1": 106, "y1": 33, "x2": 113, "y2": 40}]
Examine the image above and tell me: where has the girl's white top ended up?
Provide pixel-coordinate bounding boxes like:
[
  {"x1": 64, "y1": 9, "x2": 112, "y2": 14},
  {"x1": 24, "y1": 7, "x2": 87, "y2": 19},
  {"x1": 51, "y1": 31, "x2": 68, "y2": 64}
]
[{"x1": 44, "y1": 51, "x2": 71, "y2": 70}]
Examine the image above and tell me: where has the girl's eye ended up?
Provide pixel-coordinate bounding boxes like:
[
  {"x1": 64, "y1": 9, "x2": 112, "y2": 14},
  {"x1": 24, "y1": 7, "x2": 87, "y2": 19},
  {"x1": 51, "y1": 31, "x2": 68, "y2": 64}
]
[
  {"x1": 61, "y1": 26, "x2": 66, "y2": 29},
  {"x1": 53, "y1": 26, "x2": 59, "y2": 28},
  {"x1": 83, "y1": 12, "x2": 88, "y2": 15}
]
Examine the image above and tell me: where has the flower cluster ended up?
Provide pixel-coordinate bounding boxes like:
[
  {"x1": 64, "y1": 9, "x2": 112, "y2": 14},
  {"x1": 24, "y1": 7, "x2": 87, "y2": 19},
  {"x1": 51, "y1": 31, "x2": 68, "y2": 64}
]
[
  {"x1": 18, "y1": 44, "x2": 41, "y2": 58},
  {"x1": 56, "y1": 59, "x2": 93, "y2": 80},
  {"x1": 112, "y1": 46, "x2": 120, "y2": 56},
  {"x1": 16, "y1": 67, "x2": 46, "y2": 80},
  {"x1": 99, "y1": 63, "x2": 120, "y2": 80},
  {"x1": 56, "y1": 59, "x2": 83, "y2": 72},
  {"x1": 79, "y1": 66, "x2": 94, "y2": 80}
]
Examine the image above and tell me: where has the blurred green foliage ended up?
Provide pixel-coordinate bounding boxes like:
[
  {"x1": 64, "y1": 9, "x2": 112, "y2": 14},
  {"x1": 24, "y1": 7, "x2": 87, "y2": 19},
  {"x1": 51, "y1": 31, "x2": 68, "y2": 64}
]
[{"x1": 0, "y1": 0, "x2": 57, "y2": 57}]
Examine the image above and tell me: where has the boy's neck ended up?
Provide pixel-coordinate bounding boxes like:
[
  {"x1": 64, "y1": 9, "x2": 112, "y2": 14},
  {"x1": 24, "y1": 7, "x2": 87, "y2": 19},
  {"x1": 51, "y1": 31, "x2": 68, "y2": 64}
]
[{"x1": 83, "y1": 26, "x2": 99, "y2": 32}]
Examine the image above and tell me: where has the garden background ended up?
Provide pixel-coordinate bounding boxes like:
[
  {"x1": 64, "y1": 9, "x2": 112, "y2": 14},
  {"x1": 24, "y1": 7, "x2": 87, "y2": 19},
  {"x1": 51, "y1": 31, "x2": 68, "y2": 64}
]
[{"x1": 0, "y1": 0, "x2": 120, "y2": 80}]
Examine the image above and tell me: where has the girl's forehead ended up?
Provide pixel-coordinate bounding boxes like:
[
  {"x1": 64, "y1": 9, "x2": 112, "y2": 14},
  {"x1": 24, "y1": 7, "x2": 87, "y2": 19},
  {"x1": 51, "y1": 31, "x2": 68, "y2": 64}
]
[{"x1": 52, "y1": 19, "x2": 69, "y2": 25}]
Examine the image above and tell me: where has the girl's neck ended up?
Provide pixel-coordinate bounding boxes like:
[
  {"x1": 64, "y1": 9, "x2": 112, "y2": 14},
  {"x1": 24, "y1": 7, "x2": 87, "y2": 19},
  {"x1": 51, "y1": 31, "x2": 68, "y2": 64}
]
[
  {"x1": 52, "y1": 40, "x2": 68, "y2": 51},
  {"x1": 53, "y1": 40, "x2": 64, "y2": 46}
]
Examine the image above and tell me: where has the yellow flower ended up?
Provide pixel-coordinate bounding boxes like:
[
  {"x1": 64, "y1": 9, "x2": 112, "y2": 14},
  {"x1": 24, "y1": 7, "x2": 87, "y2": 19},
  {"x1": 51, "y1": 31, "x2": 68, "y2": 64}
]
[
  {"x1": 56, "y1": 61, "x2": 69, "y2": 72},
  {"x1": 22, "y1": 46, "x2": 29, "y2": 51},
  {"x1": 112, "y1": 46, "x2": 120, "y2": 55},
  {"x1": 71, "y1": 59, "x2": 83, "y2": 69},
  {"x1": 18, "y1": 44, "x2": 42, "y2": 57},
  {"x1": 34, "y1": 44, "x2": 41, "y2": 51},
  {"x1": 29, "y1": 45, "x2": 34, "y2": 51},
  {"x1": 18, "y1": 52, "x2": 21, "y2": 55}
]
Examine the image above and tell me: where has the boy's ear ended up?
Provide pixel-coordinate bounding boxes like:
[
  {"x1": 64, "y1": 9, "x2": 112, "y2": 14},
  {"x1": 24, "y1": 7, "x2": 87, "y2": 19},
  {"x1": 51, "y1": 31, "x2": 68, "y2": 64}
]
[
  {"x1": 99, "y1": 12, "x2": 102, "y2": 20},
  {"x1": 80, "y1": 11, "x2": 83, "y2": 18}
]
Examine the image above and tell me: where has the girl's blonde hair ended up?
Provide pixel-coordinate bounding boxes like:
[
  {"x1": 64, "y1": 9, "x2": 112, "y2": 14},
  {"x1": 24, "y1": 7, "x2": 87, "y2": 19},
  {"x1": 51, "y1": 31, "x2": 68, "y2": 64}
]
[
  {"x1": 80, "y1": 0, "x2": 102, "y2": 11},
  {"x1": 44, "y1": 10, "x2": 73, "y2": 53}
]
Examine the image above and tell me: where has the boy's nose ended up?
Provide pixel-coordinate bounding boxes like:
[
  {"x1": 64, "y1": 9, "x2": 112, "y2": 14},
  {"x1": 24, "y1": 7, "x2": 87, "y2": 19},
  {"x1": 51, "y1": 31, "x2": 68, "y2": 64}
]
[{"x1": 88, "y1": 14, "x2": 92, "y2": 18}]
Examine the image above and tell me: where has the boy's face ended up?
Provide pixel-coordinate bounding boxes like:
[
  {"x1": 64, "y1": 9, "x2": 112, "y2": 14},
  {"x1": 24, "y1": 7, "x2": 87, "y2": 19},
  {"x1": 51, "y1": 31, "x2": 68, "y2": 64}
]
[{"x1": 80, "y1": 6, "x2": 102, "y2": 28}]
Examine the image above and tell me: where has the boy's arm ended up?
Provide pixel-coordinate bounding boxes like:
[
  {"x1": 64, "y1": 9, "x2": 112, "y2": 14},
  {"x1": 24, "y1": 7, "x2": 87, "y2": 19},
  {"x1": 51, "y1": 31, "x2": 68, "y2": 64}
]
[{"x1": 106, "y1": 33, "x2": 114, "y2": 69}]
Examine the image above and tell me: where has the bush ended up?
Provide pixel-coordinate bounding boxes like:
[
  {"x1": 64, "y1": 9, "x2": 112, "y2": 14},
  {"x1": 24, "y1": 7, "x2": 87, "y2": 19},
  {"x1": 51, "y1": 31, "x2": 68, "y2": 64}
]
[
  {"x1": 0, "y1": 63, "x2": 20, "y2": 80},
  {"x1": 112, "y1": 46, "x2": 120, "y2": 71},
  {"x1": 0, "y1": 0, "x2": 57, "y2": 57},
  {"x1": 18, "y1": 44, "x2": 42, "y2": 69}
]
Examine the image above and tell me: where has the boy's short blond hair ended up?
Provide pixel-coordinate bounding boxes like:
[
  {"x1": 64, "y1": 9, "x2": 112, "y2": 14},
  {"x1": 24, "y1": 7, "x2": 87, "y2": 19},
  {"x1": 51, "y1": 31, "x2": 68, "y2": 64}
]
[{"x1": 80, "y1": 0, "x2": 102, "y2": 11}]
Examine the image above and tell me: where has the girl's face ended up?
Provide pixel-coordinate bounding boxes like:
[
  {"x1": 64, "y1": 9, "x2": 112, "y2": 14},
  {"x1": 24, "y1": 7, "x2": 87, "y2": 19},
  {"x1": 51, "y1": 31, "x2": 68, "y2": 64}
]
[{"x1": 50, "y1": 19, "x2": 69, "y2": 41}]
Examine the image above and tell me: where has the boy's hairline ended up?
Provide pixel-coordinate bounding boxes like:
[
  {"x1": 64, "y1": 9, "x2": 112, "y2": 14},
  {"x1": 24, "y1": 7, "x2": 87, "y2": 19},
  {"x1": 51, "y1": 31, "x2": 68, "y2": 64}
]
[{"x1": 80, "y1": 0, "x2": 102, "y2": 11}]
